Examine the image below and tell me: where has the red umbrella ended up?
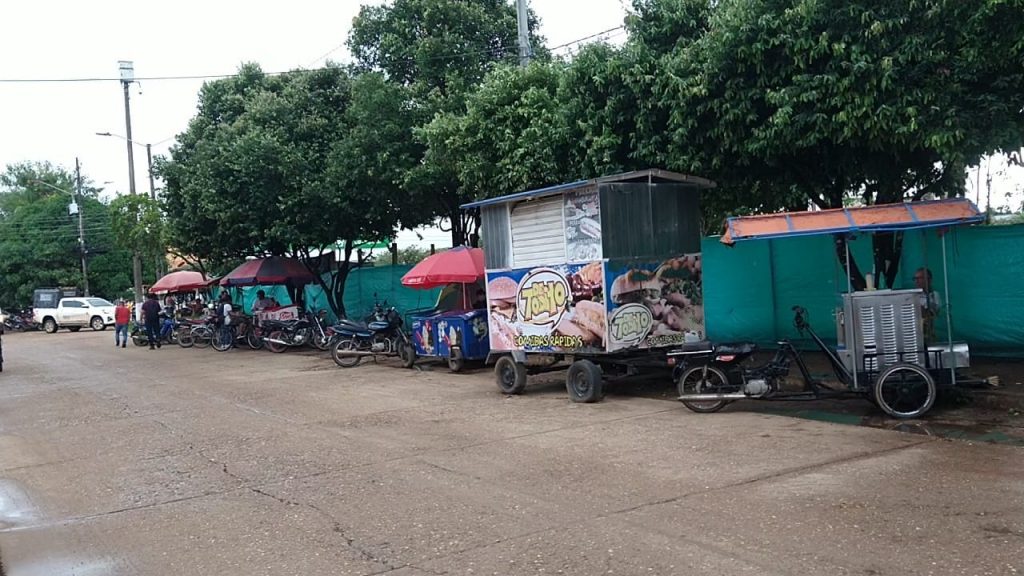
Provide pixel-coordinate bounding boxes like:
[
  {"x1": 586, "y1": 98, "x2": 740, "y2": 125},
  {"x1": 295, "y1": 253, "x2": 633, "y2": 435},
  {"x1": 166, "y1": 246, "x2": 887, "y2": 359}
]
[
  {"x1": 220, "y1": 256, "x2": 316, "y2": 287},
  {"x1": 401, "y1": 246, "x2": 485, "y2": 289},
  {"x1": 150, "y1": 270, "x2": 210, "y2": 294}
]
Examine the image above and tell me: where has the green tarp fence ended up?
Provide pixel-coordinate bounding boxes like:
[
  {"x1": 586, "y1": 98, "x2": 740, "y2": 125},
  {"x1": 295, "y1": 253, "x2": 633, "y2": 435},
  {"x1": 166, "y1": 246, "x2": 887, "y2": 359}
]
[
  {"x1": 702, "y1": 223, "x2": 1024, "y2": 357},
  {"x1": 215, "y1": 265, "x2": 442, "y2": 325}
]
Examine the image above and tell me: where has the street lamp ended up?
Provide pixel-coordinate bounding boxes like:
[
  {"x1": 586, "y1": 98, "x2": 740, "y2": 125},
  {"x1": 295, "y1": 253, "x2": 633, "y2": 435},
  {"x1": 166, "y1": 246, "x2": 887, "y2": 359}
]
[
  {"x1": 95, "y1": 131, "x2": 155, "y2": 199},
  {"x1": 32, "y1": 159, "x2": 89, "y2": 297}
]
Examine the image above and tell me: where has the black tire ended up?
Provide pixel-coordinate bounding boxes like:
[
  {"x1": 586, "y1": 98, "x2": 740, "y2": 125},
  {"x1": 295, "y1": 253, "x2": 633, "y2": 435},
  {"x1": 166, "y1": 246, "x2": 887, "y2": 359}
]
[
  {"x1": 312, "y1": 331, "x2": 332, "y2": 352},
  {"x1": 133, "y1": 332, "x2": 148, "y2": 347},
  {"x1": 177, "y1": 328, "x2": 195, "y2": 348},
  {"x1": 212, "y1": 328, "x2": 233, "y2": 352},
  {"x1": 398, "y1": 340, "x2": 416, "y2": 369},
  {"x1": 566, "y1": 359, "x2": 603, "y2": 403},
  {"x1": 67, "y1": 326, "x2": 81, "y2": 332},
  {"x1": 874, "y1": 363, "x2": 937, "y2": 419},
  {"x1": 265, "y1": 331, "x2": 287, "y2": 354},
  {"x1": 43, "y1": 318, "x2": 57, "y2": 334},
  {"x1": 246, "y1": 329, "x2": 265, "y2": 350},
  {"x1": 495, "y1": 356, "x2": 527, "y2": 395},
  {"x1": 447, "y1": 347, "x2": 465, "y2": 373},
  {"x1": 192, "y1": 326, "x2": 213, "y2": 349},
  {"x1": 677, "y1": 365, "x2": 731, "y2": 413},
  {"x1": 332, "y1": 338, "x2": 361, "y2": 367},
  {"x1": 90, "y1": 316, "x2": 106, "y2": 331}
]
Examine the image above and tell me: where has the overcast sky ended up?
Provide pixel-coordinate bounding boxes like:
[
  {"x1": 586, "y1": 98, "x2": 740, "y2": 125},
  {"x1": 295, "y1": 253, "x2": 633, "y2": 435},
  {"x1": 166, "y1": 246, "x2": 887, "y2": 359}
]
[{"x1": 1, "y1": 0, "x2": 1019, "y2": 249}]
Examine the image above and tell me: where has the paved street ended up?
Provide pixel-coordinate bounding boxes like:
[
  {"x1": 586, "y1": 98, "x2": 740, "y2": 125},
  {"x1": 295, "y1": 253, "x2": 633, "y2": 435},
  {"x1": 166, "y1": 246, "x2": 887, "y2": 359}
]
[{"x1": 1, "y1": 330, "x2": 1022, "y2": 576}]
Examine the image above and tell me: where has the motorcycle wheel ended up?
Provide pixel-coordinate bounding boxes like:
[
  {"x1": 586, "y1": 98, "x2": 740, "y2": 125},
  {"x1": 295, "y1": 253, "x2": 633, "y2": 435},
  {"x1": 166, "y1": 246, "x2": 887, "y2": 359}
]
[
  {"x1": 332, "y1": 338, "x2": 361, "y2": 368},
  {"x1": 177, "y1": 328, "x2": 195, "y2": 348},
  {"x1": 398, "y1": 340, "x2": 416, "y2": 369},
  {"x1": 312, "y1": 331, "x2": 332, "y2": 351},
  {"x1": 677, "y1": 365, "x2": 731, "y2": 413},
  {"x1": 265, "y1": 331, "x2": 288, "y2": 354},
  {"x1": 132, "y1": 333, "x2": 148, "y2": 347}
]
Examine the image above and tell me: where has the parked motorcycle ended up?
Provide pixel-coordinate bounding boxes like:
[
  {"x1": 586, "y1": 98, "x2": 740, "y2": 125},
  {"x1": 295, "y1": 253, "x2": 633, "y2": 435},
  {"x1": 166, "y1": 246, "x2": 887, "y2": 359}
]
[
  {"x1": 330, "y1": 301, "x2": 414, "y2": 368},
  {"x1": 262, "y1": 315, "x2": 313, "y2": 353},
  {"x1": 3, "y1": 309, "x2": 39, "y2": 332}
]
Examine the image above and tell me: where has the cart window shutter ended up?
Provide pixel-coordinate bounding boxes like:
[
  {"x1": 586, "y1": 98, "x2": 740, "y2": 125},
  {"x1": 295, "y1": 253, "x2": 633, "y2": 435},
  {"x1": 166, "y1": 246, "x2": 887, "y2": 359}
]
[
  {"x1": 480, "y1": 205, "x2": 511, "y2": 269},
  {"x1": 511, "y1": 197, "x2": 566, "y2": 268}
]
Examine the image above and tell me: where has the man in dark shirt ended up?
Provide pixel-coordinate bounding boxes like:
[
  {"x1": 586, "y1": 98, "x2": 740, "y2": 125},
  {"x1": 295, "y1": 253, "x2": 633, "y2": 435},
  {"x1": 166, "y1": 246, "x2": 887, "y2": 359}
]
[{"x1": 141, "y1": 293, "x2": 162, "y2": 350}]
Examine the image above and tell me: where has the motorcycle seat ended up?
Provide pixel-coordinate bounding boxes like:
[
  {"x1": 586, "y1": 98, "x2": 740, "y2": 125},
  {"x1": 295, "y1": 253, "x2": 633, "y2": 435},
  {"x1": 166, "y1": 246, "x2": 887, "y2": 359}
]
[
  {"x1": 368, "y1": 321, "x2": 390, "y2": 331},
  {"x1": 714, "y1": 343, "x2": 757, "y2": 356}
]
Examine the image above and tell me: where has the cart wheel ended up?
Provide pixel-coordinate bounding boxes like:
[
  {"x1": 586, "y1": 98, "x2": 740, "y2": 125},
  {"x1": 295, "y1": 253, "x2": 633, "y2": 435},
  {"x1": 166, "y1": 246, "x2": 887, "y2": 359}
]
[
  {"x1": 677, "y1": 365, "x2": 731, "y2": 413},
  {"x1": 566, "y1": 359, "x2": 603, "y2": 403},
  {"x1": 398, "y1": 340, "x2": 416, "y2": 369},
  {"x1": 874, "y1": 363, "x2": 936, "y2": 419},
  {"x1": 447, "y1": 347, "x2": 465, "y2": 373},
  {"x1": 495, "y1": 356, "x2": 527, "y2": 395}
]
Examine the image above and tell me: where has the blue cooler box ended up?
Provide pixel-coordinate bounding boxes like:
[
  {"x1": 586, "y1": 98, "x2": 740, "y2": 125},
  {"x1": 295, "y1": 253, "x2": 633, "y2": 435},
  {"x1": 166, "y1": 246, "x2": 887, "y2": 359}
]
[{"x1": 410, "y1": 309, "x2": 490, "y2": 360}]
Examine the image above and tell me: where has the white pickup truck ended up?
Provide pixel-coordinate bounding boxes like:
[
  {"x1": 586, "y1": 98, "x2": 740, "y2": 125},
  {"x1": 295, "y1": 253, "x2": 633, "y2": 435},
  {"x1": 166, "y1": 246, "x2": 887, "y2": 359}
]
[{"x1": 34, "y1": 297, "x2": 116, "y2": 333}]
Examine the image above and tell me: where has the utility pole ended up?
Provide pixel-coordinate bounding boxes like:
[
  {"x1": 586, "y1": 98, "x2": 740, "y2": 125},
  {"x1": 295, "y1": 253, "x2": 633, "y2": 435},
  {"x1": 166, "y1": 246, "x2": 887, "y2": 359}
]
[
  {"x1": 146, "y1": 143, "x2": 155, "y2": 200},
  {"x1": 516, "y1": 0, "x2": 532, "y2": 66},
  {"x1": 119, "y1": 60, "x2": 144, "y2": 315},
  {"x1": 75, "y1": 158, "x2": 89, "y2": 297}
]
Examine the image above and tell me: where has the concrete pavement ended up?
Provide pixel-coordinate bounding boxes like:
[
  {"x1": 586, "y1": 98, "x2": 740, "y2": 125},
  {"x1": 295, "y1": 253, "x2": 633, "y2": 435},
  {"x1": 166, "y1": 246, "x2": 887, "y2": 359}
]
[{"x1": 0, "y1": 330, "x2": 1021, "y2": 575}]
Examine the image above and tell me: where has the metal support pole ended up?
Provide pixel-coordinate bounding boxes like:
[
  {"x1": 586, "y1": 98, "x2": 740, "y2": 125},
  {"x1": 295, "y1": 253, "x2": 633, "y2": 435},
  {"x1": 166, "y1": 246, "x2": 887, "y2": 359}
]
[
  {"x1": 845, "y1": 236, "x2": 858, "y2": 391},
  {"x1": 75, "y1": 158, "x2": 89, "y2": 297},
  {"x1": 515, "y1": 0, "x2": 532, "y2": 66},
  {"x1": 941, "y1": 233, "x2": 955, "y2": 386}
]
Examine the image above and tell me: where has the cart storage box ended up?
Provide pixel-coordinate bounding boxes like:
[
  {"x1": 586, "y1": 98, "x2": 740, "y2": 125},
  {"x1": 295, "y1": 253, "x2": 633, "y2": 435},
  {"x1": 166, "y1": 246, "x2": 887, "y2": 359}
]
[{"x1": 465, "y1": 169, "x2": 716, "y2": 355}]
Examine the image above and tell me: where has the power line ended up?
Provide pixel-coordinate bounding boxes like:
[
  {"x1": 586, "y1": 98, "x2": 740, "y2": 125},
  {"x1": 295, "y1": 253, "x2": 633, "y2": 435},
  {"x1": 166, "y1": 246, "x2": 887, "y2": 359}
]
[{"x1": 0, "y1": 26, "x2": 630, "y2": 84}]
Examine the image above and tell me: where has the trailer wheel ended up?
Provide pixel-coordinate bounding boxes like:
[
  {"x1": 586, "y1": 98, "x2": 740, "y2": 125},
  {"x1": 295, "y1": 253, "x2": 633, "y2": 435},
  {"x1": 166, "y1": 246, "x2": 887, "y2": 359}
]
[
  {"x1": 447, "y1": 347, "x2": 465, "y2": 373},
  {"x1": 495, "y1": 356, "x2": 527, "y2": 395},
  {"x1": 566, "y1": 359, "x2": 603, "y2": 403},
  {"x1": 874, "y1": 363, "x2": 936, "y2": 419}
]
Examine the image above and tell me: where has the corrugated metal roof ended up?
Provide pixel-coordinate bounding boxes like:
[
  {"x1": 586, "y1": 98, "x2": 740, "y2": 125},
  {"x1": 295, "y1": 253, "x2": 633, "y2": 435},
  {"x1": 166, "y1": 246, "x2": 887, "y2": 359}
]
[
  {"x1": 461, "y1": 169, "x2": 716, "y2": 210},
  {"x1": 721, "y1": 198, "x2": 984, "y2": 245}
]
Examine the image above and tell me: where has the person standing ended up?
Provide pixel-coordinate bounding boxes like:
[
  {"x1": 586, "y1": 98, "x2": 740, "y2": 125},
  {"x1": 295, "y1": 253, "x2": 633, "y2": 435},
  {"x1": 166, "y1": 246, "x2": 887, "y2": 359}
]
[
  {"x1": 217, "y1": 291, "x2": 234, "y2": 347},
  {"x1": 141, "y1": 293, "x2": 163, "y2": 350},
  {"x1": 114, "y1": 299, "x2": 131, "y2": 348}
]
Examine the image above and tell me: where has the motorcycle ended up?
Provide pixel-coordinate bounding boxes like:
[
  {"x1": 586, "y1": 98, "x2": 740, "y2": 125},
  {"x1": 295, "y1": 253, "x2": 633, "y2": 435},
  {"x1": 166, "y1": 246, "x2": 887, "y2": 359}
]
[
  {"x1": 330, "y1": 301, "x2": 414, "y2": 368},
  {"x1": 261, "y1": 314, "x2": 313, "y2": 353},
  {"x1": 129, "y1": 315, "x2": 180, "y2": 347}
]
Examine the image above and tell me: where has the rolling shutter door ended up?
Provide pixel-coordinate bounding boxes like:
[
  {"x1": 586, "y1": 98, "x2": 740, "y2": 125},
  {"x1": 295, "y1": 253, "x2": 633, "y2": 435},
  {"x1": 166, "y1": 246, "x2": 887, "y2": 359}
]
[{"x1": 511, "y1": 197, "x2": 566, "y2": 268}]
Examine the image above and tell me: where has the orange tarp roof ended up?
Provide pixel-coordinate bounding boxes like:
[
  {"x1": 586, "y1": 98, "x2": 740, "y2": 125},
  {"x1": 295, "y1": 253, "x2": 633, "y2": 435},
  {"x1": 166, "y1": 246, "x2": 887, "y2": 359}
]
[{"x1": 721, "y1": 199, "x2": 983, "y2": 245}]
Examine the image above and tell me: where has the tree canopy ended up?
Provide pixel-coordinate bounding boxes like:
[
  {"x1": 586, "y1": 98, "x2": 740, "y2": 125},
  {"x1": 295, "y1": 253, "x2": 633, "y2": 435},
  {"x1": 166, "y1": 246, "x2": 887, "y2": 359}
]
[{"x1": 0, "y1": 162, "x2": 136, "y2": 306}]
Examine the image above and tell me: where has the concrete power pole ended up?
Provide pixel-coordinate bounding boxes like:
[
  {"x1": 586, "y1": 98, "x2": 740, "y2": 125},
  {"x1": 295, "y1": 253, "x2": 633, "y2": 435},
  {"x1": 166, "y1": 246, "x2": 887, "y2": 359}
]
[
  {"x1": 75, "y1": 158, "x2": 89, "y2": 297},
  {"x1": 119, "y1": 61, "x2": 144, "y2": 315},
  {"x1": 516, "y1": 0, "x2": 532, "y2": 66}
]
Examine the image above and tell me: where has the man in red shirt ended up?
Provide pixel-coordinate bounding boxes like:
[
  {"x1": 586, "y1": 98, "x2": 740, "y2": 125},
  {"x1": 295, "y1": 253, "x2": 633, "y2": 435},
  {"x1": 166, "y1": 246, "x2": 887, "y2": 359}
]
[{"x1": 114, "y1": 299, "x2": 131, "y2": 348}]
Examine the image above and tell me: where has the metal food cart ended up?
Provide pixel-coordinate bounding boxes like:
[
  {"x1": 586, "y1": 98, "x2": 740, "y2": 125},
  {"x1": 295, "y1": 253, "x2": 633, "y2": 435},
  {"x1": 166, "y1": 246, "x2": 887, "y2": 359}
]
[
  {"x1": 673, "y1": 198, "x2": 988, "y2": 419},
  {"x1": 462, "y1": 169, "x2": 716, "y2": 402}
]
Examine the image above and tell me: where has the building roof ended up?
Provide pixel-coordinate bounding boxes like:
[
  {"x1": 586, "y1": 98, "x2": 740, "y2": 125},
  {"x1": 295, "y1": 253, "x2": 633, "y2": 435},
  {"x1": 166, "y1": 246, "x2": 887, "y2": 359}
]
[
  {"x1": 721, "y1": 198, "x2": 985, "y2": 244},
  {"x1": 461, "y1": 169, "x2": 716, "y2": 210}
]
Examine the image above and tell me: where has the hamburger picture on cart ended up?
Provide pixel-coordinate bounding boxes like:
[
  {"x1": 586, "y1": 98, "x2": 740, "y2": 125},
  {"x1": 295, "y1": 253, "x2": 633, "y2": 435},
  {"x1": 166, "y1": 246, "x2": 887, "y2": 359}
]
[{"x1": 486, "y1": 261, "x2": 608, "y2": 353}]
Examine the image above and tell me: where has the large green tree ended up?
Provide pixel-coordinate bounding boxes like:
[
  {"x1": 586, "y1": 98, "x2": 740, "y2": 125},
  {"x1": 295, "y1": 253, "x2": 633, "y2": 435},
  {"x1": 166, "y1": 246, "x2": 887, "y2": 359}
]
[
  {"x1": 654, "y1": 0, "x2": 1024, "y2": 286},
  {"x1": 158, "y1": 64, "x2": 411, "y2": 316},
  {"x1": 0, "y1": 162, "x2": 134, "y2": 306},
  {"x1": 348, "y1": 0, "x2": 547, "y2": 246}
]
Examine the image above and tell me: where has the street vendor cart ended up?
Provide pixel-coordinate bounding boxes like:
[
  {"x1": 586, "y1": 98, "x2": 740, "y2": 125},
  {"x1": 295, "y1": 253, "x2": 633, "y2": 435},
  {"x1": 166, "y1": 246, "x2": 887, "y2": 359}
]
[
  {"x1": 403, "y1": 246, "x2": 490, "y2": 372},
  {"x1": 462, "y1": 169, "x2": 716, "y2": 402},
  {"x1": 673, "y1": 198, "x2": 988, "y2": 419}
]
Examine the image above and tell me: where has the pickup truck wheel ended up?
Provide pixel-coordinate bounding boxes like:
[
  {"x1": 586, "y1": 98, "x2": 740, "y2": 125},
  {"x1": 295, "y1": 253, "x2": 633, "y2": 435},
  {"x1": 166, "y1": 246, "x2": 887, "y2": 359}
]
[
  {"x1": 90, "y1": 316, "x2": 106, "y2": 331},
  {"x1": 67, "y1": 326, "x2": 81, "y2": 332},
  {"x1": 43, "y1": 318, "x2": 57, "y2": 334}
]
